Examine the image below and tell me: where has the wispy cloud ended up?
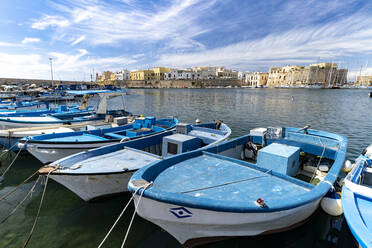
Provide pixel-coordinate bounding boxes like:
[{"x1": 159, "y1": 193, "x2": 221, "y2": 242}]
[
  {"x1": 31, "y1": 15, "x2": 70, "y2": 30},
  {"x1": 0, "y1": 49, "x2": 137, "y2": 80},
  {"x1": 22, "y1": 37, "x2": 41, "y2": 44},
  {"x1": 156, "y1": 12, "x2": 372, "y2": 78},
  {"x1": 30, "y1": 0, "x2": 215, "y2": 49},
  {"x1": 71, "y1": 35, "x2": 86, "y2": 46},
  {"x1": 0, "y1": 41, "x2": 18, "y2": 47}
]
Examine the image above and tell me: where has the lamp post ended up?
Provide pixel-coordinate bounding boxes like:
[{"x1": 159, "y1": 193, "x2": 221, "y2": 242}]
[{"x1": 49, "y1": 57, "x2": 54, "y2": 87}]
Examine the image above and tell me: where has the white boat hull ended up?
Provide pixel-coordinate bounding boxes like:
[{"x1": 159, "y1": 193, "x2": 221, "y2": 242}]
[
  {"x1": 26, "y1": 142, "x2": 118, "y2": 163},
  {"x1": 49, "y1": 172, "x2": 133, "y2": 201},
  {"x1": 133, "y1": 196, "x2": 320, "y2": 245}
]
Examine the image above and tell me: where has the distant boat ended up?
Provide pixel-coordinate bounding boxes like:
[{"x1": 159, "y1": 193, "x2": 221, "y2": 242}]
[
  {"x1": 341, "y1": 144, "x2": 372, "y2": 248},
  {"x1": 129, "y1": 126, "x2": 347, "y2": 246},
  {"x1": 20, "y1": 116, "x2": 178, "y2": 163},
  {"x1": 38, "y1": 122, "x2": 231, "y2": 201},
  {"x1": 0, "y1": 92, "x2": 128, "y2": 129},
  {"x1": 369, "y1": 92, "x2": 372, "y2": 97}
]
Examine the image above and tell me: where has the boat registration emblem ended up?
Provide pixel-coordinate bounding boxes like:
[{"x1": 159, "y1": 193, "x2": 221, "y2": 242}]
[{"x1": 169, "y1": 207, "x2": 193, "y2": 218}]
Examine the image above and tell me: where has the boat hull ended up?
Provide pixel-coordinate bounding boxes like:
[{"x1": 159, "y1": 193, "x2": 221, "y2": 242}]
[
  {"x1": 49, "y1": 171, "x2": 133, "y2": 201},
  {"x1": 26, "y1": 142, "x2": 118, "y2": 163},
  {"x1": 133, "y1": 195, "x2": 320, "y2": 246}
]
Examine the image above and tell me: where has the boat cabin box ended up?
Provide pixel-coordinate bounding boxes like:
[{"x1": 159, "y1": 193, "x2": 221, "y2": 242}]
[
  {"x1": 257, "y1": 143, "x2": 300, "y2": 176},
  {"x1": 162, "y1": 133, "x2": 202, "y2": 158}
]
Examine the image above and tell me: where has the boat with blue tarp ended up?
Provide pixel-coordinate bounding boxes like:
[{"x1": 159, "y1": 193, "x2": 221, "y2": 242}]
[
  {"x1": 128, "y1": 126, "x2": 347, "y2": 247},
  {"x1": 341, "y1": 144, "x2": 372, "y2": 248},
  {"x1": 37, "y1": 121, "x2": 231, "y2": 201},
  {"x1": 20, "y1": 116, "x2": 178, "y2": 163}
]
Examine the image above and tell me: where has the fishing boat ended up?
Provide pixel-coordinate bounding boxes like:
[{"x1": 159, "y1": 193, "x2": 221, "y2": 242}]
[
  {"x1": 38, "y1": 122, "x2": 231, "y2": 201},
  {"x1": 341, "y1": 144, "x2": 372, "y2": 248},
  {"x1": 0, "y1": 99, "x2": 47, "y2": 111},
  {"x1": 128, "y1": 126, "x2": 347, "y2": 247},
  {"x1": 0, "y1": 92, "x2": 128, "y2": 129},
  {"x1": 19, "y1": 116, "x2": 178, "y2": 163}
]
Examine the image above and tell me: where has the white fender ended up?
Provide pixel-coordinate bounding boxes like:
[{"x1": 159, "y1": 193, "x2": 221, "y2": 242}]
[{"x1": 321, "y1": 191, "x2": 343, "y2": 216}]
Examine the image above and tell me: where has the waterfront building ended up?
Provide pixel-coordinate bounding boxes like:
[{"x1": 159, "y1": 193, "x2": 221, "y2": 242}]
[
  {"x1": 237, "y1": 71, "x2": 245, "y2": 81},
  {"x1": 216, "y1": 67, "x2": 238, "y2": 79},
  {"x1": 130, "y1": 70, "x2": 155, "y2": 80},
  {"x1": 98, "y1": 71, "x2": 115, "y2": 85},
  {"x1": 267, "y1": 63, "x2": 348, "y2": 88},
  {"x1": 244, "y1": 72, "x2": 268, "y2": 87},
  {"x1": 114, "y1": 69, "x2": 130, "y2": 80},
  {"x1": 152, "y1": 67, "x2": 171, "y2": 80},
  {"x1": 355, "y1": 75, "x2": 372, "y2": 87}
]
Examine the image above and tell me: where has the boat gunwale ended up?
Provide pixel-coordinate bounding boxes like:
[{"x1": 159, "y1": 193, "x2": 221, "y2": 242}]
[
  {"x1": 128, "y1": 127, "x2": 347, "y2": 213},
  {"x1": 19, "y1": 117, "x2": 178, "y2": 145},
  {"x1": 44, "y1": 122, "x2": 228, "y2": 173}
]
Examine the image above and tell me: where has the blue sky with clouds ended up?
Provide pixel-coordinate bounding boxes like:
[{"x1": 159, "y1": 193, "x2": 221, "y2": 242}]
[{"x1": 0, "y1": 0, "x2": 372, "y2": 81}]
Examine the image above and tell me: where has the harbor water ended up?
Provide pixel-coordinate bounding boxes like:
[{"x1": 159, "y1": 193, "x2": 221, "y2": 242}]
[{"x1": 0, "y1": 88, "x2": 371, "y2": 248}]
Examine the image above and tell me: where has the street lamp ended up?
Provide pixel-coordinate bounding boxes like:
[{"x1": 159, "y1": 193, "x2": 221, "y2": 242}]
[{"x1": 49, "y1": 57, "x2": 54, "y2": 86}]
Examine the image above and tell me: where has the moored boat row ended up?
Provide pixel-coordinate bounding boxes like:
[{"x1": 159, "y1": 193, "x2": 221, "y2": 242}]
[{"x1": 0, "y1": 91, "x2": 370, "y2": 247}]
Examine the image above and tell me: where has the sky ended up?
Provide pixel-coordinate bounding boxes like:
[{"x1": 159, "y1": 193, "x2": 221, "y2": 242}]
[{"x1": 1, "y1": 0, "x2": 372, "y2": 81}]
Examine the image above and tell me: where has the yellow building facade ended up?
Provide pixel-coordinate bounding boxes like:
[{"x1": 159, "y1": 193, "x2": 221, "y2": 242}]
[
  {"x1": 130, "y1": 70, "x2": 154, "y2": 80},
  {"x1": 98, "y1": 71, "x2": 115, "y2": 85},
  {"x1": 152, "y1": 67, "x2": 171, "y2": 80},
  {"x1": 356, "y1": 75, "x2": 372, "y2": 86}
]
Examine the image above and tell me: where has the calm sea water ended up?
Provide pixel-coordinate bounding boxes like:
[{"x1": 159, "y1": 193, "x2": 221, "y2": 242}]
[{"x1": 0, "y1": 88, "x2": 371, "y2": 248}]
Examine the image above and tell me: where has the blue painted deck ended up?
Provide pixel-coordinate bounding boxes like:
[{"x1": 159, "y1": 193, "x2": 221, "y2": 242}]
[
  {"x1": 129, "y1": 127, "x2": 347, "y2": 213},
  {"x1": 154, "y1": 154, "x2": 311, "y2": 204}
]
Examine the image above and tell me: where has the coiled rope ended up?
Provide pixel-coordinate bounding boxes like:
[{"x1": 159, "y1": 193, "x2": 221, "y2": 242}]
[{"x1": 98, "y1": 182, "x2": 152, "y2": 248}]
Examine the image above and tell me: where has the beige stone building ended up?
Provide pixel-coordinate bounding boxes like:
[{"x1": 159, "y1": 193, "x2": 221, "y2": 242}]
[
  {"x1": 267, "y1": 63, "x2": 347, "y2": 88},
  {"x1": 355, "y1": 75, "x2": 372, "y2": 87},
  {"x1": 216, "y1": 67, "x2": 238, "y2": 79},
  {"x1": 244, "y1": 72, "x2": 268, "y2": 87}
]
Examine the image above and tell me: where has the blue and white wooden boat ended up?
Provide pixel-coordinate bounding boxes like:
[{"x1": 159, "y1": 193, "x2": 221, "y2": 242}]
[
  {"x1": 38, "y1": 122, "x2": 231, "y2": 201},
  {"x1": 0, "y1": 93, "x2": 128, "y2": 129},
  {"x1": 20, "y1": 117, "x2": 178, "y2": 163},
  {"x1": 341, "y1": 144, "x2": 372, "y2": 248},
  {"x1": 128, "y1": 127, "x2": 347, "y2": 246},
  {"x1": 0, "y1": 100, "x2": 47, "y2": 111}
]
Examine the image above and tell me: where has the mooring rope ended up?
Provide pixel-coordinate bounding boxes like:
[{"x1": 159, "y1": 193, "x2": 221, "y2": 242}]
[
  {"x1": 0, "y1": 141, "x2": 20, "y2": 160},
  {"x1": 97, "y1": 182, "x2": 152, "y2": 248},
  {"x1": 0, "y1": 168, "x2": 39, "y2": 202},
  {"x1": 0, "y1": 176, "x2": 41, "y2": 224},
  {"x1": 0, "y1": 139, "x2": 28, "y2": 180},
  {"x1": 310, "y1": 137, "x2": 326, "y2": 183},
  {"x1": 23, "y1": 167, "x2": 58, "y2": 248},
  {"x1": 120, "y1": 182, "x2": 152, "y2": 248}
]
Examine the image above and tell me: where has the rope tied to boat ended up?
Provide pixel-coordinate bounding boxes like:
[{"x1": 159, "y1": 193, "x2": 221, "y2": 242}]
[
  {"x1": 23, "y1": 166, "x2": 59, "y2": 248},
  {"x1": 0, "y1": 141, "x2": 21, "y2": 160},
  {"x1": 0, "y1": 169, "x2": 39, "y2": 202},
  {"x1": 0, "y1": 175, "x2": 42, "y2": 224},
  {"x1": 310, "y1": 137, "x2": 326, "y2": 183},
  {"x1": 98, "y1": 181, "x2": 153, "y2": 248},
  {"x1": 0, "y1": 139, "x2": 29, "y2": 182}
]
